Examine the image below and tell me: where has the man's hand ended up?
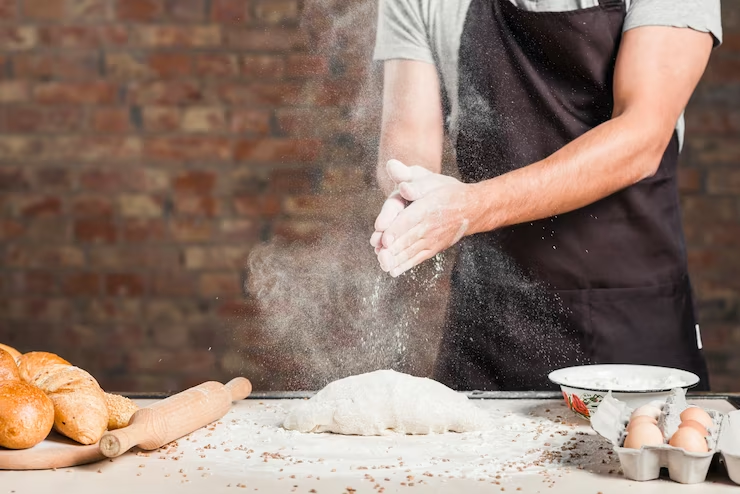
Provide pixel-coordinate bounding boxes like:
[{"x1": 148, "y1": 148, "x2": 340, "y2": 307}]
[{"x1": 372, "y1": 160, "x2": 474, "y2": 277}]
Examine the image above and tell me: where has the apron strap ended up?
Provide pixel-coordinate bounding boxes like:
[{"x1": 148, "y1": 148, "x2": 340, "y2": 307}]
[{"x1": 598, "y1": 0, "x2": 624, "y2": 10}]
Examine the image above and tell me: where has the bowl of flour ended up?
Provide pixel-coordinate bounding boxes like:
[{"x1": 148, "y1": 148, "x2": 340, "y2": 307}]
[{"x1": 548, "y1": 364, "x2": 700, "y2": 421}]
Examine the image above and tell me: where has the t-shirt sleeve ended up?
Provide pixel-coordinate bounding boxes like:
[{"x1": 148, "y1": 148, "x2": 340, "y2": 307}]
[
  {"x1": 624, "y1": 0, "x2": 723, "y2": 47},
  {"x1": 373, "y1": 0, "x2": 435, "y2": 64}
]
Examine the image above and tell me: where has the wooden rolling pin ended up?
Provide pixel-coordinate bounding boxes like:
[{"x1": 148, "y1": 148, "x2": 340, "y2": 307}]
[{"x1": 99, "y1": 377, "x2": 252, "y2": 458}]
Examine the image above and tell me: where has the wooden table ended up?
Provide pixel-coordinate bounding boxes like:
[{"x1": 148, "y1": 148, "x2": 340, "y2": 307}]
[{"x1": 3, "y1": 392, "x2": 739, "y2": 493}]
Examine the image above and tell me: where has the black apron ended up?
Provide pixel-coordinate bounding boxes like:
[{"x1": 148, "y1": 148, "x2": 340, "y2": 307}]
[{"x1": 433, "y1": 0, "x2": 709, "y2": 391}]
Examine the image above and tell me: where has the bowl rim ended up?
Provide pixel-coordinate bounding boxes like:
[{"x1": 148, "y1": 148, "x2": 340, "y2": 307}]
[{"x1": 548, "y1": 364, "x2": 700, "y2": 394}]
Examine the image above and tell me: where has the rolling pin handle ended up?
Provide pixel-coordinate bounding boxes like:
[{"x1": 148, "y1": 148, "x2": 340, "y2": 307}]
[
  {"x1": 99, "y1": 423, "x2": 147, "y2": 458},
  {"x1": 225, "y1": 377, "x2": 252, "y2": 401}
]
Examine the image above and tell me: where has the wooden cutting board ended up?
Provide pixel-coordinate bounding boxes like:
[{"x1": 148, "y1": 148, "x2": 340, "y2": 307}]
[{"x1": 0, "y1": 432, "x2": 105, "y2": 470}]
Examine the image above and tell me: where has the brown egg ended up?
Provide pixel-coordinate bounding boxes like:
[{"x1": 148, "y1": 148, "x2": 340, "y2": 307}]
[
  {"x1": 630, "y1": 404, "x2": 662, "y2": 421},
  {"x1": 626, "y1": 415, "x2": 658, "y2": 432},
  {"x1": 623, "y1": 423, "x2": 664, "y2": 449},
  {"x1": 679, "y1": 419, "x2": 708, "y2": 437},
  {"x1": 680, "y1": 407, "x2": 713, "y2": 429},
  {"x1": 669, "y1": 426, "x2": 709, "y2": 453}
]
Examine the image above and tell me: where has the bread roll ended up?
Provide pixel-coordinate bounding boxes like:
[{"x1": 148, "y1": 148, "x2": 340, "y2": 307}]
[
  {"x1": 0, "y1": 349, "x2": 20, "y2": 382},
  {"x1": 105, "y1": 393, "x2": 138, "y2": 430},
  {"x1": 17, "y1": 352, "x2": 70, "y2": 383},
  {"x1": 18, "y1": 353, "x2": 108, "y2": 445},
  {"x1": 0, "y1": 343, "x2": 21, "y2": 361},
  {"x1": 0, "y1": 381, "x2": 54, "y2": 449}
]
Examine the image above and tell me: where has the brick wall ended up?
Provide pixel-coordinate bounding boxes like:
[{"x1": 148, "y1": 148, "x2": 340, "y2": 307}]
[{"x1": 0, "y1": 1, "x2": 738, "y2": 392}]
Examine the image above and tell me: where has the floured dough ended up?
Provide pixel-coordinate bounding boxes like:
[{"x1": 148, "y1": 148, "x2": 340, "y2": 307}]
[{"x1": 283, "y1": 369, "x2": 491, "y2": 435}]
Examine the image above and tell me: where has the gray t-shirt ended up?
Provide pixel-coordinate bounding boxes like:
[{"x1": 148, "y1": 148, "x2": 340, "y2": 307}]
[{"x1": 373, "y1": 0, "x2": 723, "y2": 149}]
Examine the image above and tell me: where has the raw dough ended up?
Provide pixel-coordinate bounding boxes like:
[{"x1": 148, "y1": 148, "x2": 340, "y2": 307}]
[{"x1": 283, "y1": 369, "x2": 491, "y2": 435}]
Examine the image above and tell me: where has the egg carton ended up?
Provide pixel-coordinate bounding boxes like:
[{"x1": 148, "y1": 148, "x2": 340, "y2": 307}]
[{"x1": 591, "y1": 388, "x2": 740, "y2": 484}]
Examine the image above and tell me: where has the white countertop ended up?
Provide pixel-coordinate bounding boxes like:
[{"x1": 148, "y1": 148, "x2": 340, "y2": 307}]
[{"x1": 3, "y1": 398, "x2": 737, "y2": 493}]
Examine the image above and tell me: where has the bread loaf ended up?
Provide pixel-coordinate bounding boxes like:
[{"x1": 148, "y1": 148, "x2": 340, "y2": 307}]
[
  {"x1": 105, "y1": 393, "x2": 138, "y2": 430},
  {"x1": 0, "y1": 381, "x2": 54, "y2": 449},
  {"x1": 17, "y1": 352, "x2": 70, "y2": 383},
  {"x1": 0, "y1": 349, "x2": 20, "y2": 382},
  {"x1": 17, "y1": 353, "x2": 109, "y2": 445},
  {"x1": 0, "y1": 343, "x2": 21, "y2": 361}
]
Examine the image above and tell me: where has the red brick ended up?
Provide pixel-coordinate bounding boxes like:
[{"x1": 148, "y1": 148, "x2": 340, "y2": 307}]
[
  {"x1": 241, "y1": 55, "x2": 285, "y2": 78},
  {"x1": 39, "y1": 136, "x2": 141, "y2": 162},
  {"x1": 127, "y1": 80, "x2": 204, "y2": 105},
  {"x1": 105, "y1": 52, "x2": 151, "y2": 80},
  {"x1": 118, "y1": 194, "x2": 163, "y2": 218},
  {"x1": 5, "y1": 245, "x2": 85, "y2": 268},
  {"x1": 71, "y1": 197, "x2": 110, "y2": 221},
  {"x1": 105, "y1": 273, "x2": 147, "y2": 297},
  {"x1": 211, "y1": 0, "x2": 249, "y2": 23},
  {"x1": 194, "y1": 54, "x2": 239, "y2": 78},
  {"x1": 703, "y1": 59, "x2": 740, "y2": 85},
  {"x1": 39, "y1": 26, "x2": 129, "y2": 48},
  {"x1": 230, "y1": 109, "x2": 271, "y2": 135},
  {"x1": 233, "y1": 194, "x2": 280, "y2": 217},
  {"x1": 79, "y1": 298, "x2": 141, "y2": 323},
  {"x1": 225, "y1": 27, "x2": 305, "y2": 51},
  {"x1": 141, "y1": 106, "x2": 181, "y2": 131},
  {"x1": 173, "y1": 193, "x2": 220, "y2": 216},
  {"x1": 91, "y1": 107, "x2": 131, "y2": 133},
  {"x1": 681, "y1": 196, "x2": 738, "y2": 223},
  {"x1": 707, "y1": 169, "x2": 740, "y2": 195},
  {"x1": 1, "y1": 106, "x2": 85, "y2": 133},
  {"x1": 235, "y1": 138, "x2": 321, "y2": 163},
  {"x1": 89, "y1": 246, "x2": 179, "y2": 269},
  {"x1": 272, "y1": 220, "x2": 322, "y2": 243},
  {"x1": 184, "y1": 246, "x2": 251, "y2": 269},
  {"x1": 148, "y1": 52, "x2": 192, "y2": 78},
  {"x1": 24, "y1": 218, "x2": 69, "y2": 242},
  {"x1": 169, "y1": 217, "x2": 213, "y2": 242},
  {"x1": 0, "y1": 0, "x2": 17, "y2": 19},
  {"x1": 269, "y1": 168, "x2": 316, "y2": 194},
  {"x1": 61, "y1": 272, "x2": 101, "y2": 296},
  {"x1": 132, "y1": 25, "x2": 221, "y2": 48},
  {"x1": 320, "y1": 167, "x2": 368, "y2": 192},
  {"x1": 286, "y1": 54, "x2": 329, "y2": 78},
  {"x1": 144, "y1": 137, "x2": 232, "y2": 162},
  {"x1": 0, "y1": 27, "x2": 37, "y2": 51},
  {"x1": 0, "y1": 81, "x2": 30, "y2": 102},
  {"x1": 114, "y1": 0, "x2": 163, "y2": 21},
  {"x1": 15, "y1": 195, "x2": 63, "y2": 217},
  {"x1": 165, "y1": 0, "x2": 205, "y2": 21},
  {"x1": 13, "y1": 52, "x2": 100, "y2": 80},
  {"x1": 0, "y1": 166, "x2": 30, "y2": 191},
  {"x1": 152, "y1": 271, "x2": 197, "y2": 296},
  {"x1": 173, "y1": 170, "x2": 217, "y2": 193},
  {"x1": 34, "y1": 82, "x2": 118, "y2": 104},
  {"x1": 678, "y1": 167, "x2": 702, "y2": 193},
  {"x1": 0, "y1": 219, "x2": 25, "y2": 240},
  {"x1": 122, "y1": 218, "x2": 166, "y2": 242},
  {"x1": 68, "y1": 0, "x2": 111, "y2": 20},
  {"x1": 8, "y1": 271, "x2": 56, "y2": 295},
  {"x1": 253, "y1": 0, "x2": 299, "y2": 25},
  {"x1": 74, "y1": 218, "x2": 117, "y2": 243},
  {"x1": 218, "y1": 219, "x2": 259, "y2": 242},
  {"x1": 23, "y1": 0, "x2": 65, "y2": 20},
  {"x1": 199, "y1": 272, "x2": 242, "y2": 296},
  {"x1": 79, "y1": 169, "x2": 123, "y2": 192},
  {"x1": 685, "y1": 109, "x2": 740, "y2": 136},
  {"x1": 213, "y1": 81, "x2": 303, "y2": 106},
  {"x1": 9, "y1": 298, "x2": 74, "y2": 322},
  {"x1": 181, "y1": 106, "x2": 226, "y2": 132},
  {"x1": 35, "y1": 167, "x2": 72, "y2": 190}
]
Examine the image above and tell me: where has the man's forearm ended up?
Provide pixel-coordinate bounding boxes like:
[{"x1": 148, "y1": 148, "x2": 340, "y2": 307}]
[{"x1": 468, "y1": 110, "x2": 675, "y2": 234}]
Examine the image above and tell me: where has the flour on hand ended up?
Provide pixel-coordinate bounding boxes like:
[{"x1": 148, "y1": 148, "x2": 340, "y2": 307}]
[{"x1": 282, "y1": 369, "x2": 491, "y2": 435}]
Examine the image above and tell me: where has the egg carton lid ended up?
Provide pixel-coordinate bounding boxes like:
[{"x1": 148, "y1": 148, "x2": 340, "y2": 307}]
[{"x1": 591, "y1": 388, "x2": 739, "y2": 485}]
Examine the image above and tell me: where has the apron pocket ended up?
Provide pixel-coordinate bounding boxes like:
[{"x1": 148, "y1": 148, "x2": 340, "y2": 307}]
[{"x1": 586, "y1": 279, "x2": 705, "y2": 374}]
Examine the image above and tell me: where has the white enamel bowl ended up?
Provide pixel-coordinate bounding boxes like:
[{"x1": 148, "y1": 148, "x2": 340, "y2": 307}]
[{"x1": 548, "y1": 364, "x2": 700, "y2": 421}]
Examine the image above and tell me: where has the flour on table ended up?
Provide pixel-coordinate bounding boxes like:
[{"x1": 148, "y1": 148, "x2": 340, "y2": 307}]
[{"x1": 282, "y1": 369, "x2": 491, "y2": 435}]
